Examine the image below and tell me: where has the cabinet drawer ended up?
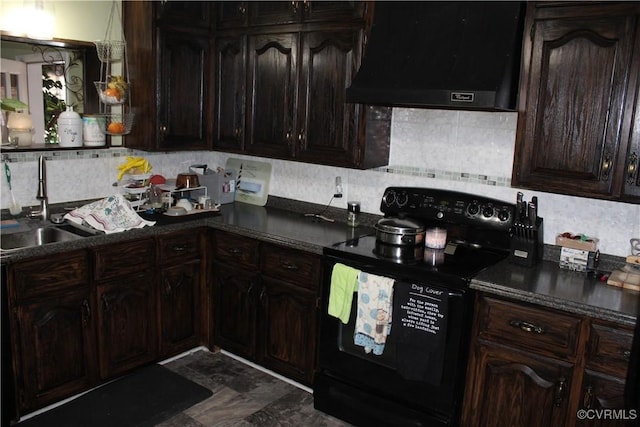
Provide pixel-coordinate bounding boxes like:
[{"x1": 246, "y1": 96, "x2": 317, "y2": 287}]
[
  {"x1": 586, "y1": 321, "x2": 634, "y2": 377},
  {"x1": 214, "y1": 231, "x2": 259, "y2": 268},
  {"x1": 10, "y1": 251, "x2": 89, "y2": 300},
  {"x1": 93, "y1": 238, "x2": 155, "y2": 281},
  {"x1": 260, "y1": 244, "x2": 321, "y2": 290},
  {"x1": 477, "y1": 296, "x2": 581, "y2": 359},
  {"x1": 158, "y1": 230, "x2": 202, "y2": 263}
]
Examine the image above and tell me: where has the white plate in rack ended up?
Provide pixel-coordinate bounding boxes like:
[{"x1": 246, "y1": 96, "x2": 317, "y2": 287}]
[
  {"x1": 122, "y1": 185, "x2": 148, "y2": 195},
  {"x1": 124, "y1": 173, "x2": 152, "y2": 181}
]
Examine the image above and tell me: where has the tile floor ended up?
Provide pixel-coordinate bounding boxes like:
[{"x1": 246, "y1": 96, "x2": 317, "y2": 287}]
[{"x1": 158, "y1": 349, "x2": 352, "y2": 427}]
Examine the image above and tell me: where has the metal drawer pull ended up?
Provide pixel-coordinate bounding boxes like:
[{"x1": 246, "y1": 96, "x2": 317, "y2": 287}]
[
  {"x1": 171, "y1": 245, "x2": 187, "y2": 252},
  {"x1": 509, "y1": 319, "x2": 545, "y2": 334},
  {"x1": 281, "y1": 262, "x2": 299, "y2": 271},
  {"x1": 627, "y1": 152, "x2": 638, "y2": 184},
  {"x1": 623, "y1": 350, "x2": 631, "y2": 360},
  {"x1": 583, "y1": 385, "x2": 594, "y2": 409},
  {"x1": 601, "y1": 151, "x2": 612, "y2": 181},
  {"x1": 554, "y1": 377, "x2": 566, "y2": 407},
  {"x1": 228, "y1": 248, "x2": 242, "y2": 255},
  {"x1": 82, "y1": 299, "x2": 91, "y2": 325}
]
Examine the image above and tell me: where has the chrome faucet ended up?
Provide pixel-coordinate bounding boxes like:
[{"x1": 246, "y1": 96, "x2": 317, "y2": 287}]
[{"x1": 28, "y1": 156, "x2": 49, "y2": 221}]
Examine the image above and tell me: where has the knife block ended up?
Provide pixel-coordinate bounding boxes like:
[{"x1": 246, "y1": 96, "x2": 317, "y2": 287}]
[{"x1": 509, "y1": 217, "x2": 544, "y2": 267}]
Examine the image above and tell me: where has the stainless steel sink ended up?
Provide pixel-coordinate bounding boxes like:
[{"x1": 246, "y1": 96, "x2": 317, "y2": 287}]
[{"x1": 1, "y1": 226, "x2": 83, "y2": 251}]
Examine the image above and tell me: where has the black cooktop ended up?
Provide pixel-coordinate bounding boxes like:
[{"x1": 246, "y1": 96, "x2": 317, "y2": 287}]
[{"x1": 324, "y1": 234, "x2": 509, "y2": 284}]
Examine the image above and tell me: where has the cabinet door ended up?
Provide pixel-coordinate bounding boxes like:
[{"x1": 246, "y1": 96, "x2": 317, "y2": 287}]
[
  {"x1": 246, "y1": 32, "x2": 297, "y2": 158},
  {"x1": 96, "y1": 273, "x2": 157, "y2": 379},
  {"x1": 295, "y1": 30, "x2": 361, "y2": 166},
  {"x1": 623, "y1": 83, "x2": 640, "y2": 200},
  {"x1": 216, "y1": 1, "x2": 248, "y2": 29},
  {"x1": 249, "y1": 1, "x2": 300, "y2": 26},
  {"x1": 303, "y1": 1, "x2": 366, "y2": 23},
  {"x1": 156, "y1": 1, "x2": 211, "y2": 28},
  {"x1": 513, "y1": 4, "x2": 640, "y2": 199},
  {"x1": 157, "y1": 29, "x2": 211, "y2": 151},
  {"x1": 16, "y1": 291, "x2": 96, "y2": 412},
  {"x1": 463, "y1": 343, "x2": 572, "y2": 427},
  {"x1": 213, "y1": 261, "x2": 259, "y2": 359},
  {"x1": 214, "y1": 34, "x2": 247, "y2": 152},
  {"x1": 259, "y1": 277, "x2": 317, "y2": 385},
  {"x1": 577, "y1": 371, "x2": 628, "y2": 427},
  {"x1": 159, "y1": 260, "x2": 202, "y2": 357}
]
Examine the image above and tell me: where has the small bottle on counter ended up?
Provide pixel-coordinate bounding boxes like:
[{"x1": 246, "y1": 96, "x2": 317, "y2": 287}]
[{"x1": 347, "y1": 201, "x2": 360, "y2": 227}]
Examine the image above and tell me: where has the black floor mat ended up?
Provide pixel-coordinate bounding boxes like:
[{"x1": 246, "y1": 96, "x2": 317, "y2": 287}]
[{"x1": 16, "y1": 364, "x2": 212, "y2": 427}]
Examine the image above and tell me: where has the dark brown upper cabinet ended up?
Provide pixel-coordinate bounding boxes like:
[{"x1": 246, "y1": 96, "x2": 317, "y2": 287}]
[
  {"x1": 123, "y1": 1, "x2": 213, "y2": 151},
  {"x1": 246, "y1": 32, "x2": 298, "y2": 159},
  {"x1": 216, "y1": 1, "x2": 366, "y2": 28},
  {"x1": 214, "y1": 34, "x2": 247, "y2": 152},
  {"x1": 155, "y1": 1, "x2": 212, "y2": 29},
  {"x1": 512, "y1": 2, "x2": 640, "y2": 203},
  {"x1": 125, "y1": 1, "x2": 389, "y2": 167},
  {"x1": 213, "y1": 1, "x2": 390, "y2": 169}
]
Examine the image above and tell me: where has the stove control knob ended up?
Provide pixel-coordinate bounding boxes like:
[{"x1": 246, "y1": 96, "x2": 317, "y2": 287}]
[
  {"x1": 396, "y1": 192, "x2": 408, "y2": 207},
  {"x1": 383, "y1": 191, "x2": 396, "y2": 206},
  {"x1": 467, "y1": 202, "x2": 480, "y2": 216},
  {"x1": 498, "y1": 209, "x2": 511, "y2": 222},
  {"x1": 482, "y1": 206, "x2": 494, "y2": 218}
]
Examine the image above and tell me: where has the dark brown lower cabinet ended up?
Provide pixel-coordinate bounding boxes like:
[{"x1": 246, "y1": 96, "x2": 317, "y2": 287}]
[
  {"x1": 463, "y1": 294, "x2": 634, "y2": 427},
  {"x1": 213, "y1": 261, "x2": 259, "y2": 359},
  {"x1": 6, "y1": 229, "x2": 208, "y2": 418},
  {"x1": 14, "y1": 290, "x2": 96, "y2": 413},
  {"x1": 7, "y1": 250, "x2": 94, "y2": 414},
  {"x1": 259, "y1": 277, "x2": 317, "y2": 383},
  {"x1": 157, "y1": 230, "x2": 206, "y2": 358},
  {"x1": 577, "y1": 371, "x2": 628, "y2": 427},
  {"x1": 158, "y1": 261, "x2": 202, "y2": 357},
  {"x1": 465, "y1": 342, "x2": 573, "y2": 426},
  {"x1": 96, "y1": 272, "x2": 157, "y2": 379},
  {"x1": 212, "y1": 230, "x2": 320, "y2": 385}
]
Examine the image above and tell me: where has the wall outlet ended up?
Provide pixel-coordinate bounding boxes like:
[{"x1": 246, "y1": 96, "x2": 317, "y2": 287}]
[{"x1": 334, "y1": 176, "x2": 343, "y2": 198}]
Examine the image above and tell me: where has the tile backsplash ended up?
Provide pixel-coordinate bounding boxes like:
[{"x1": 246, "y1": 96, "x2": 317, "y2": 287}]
[{"x1": 2, "y1": 108, "x2": 639, "y2": 257}]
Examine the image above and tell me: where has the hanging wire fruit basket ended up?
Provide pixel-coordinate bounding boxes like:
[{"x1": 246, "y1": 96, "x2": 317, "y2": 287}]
[
  {"x1": 94, "y1": 79, "x2": 129, "y2": 105},
  {"x1": 94, "y1": 1, "x2": 135, "y2": 138},
  {"x1": 94, "y1": 40, "x2": 125, "y2": 62},
  {"x1": 99, "y1": 113, "x2": 135, "y2": 136}
]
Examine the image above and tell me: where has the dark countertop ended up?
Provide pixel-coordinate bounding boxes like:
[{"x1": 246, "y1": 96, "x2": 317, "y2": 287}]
[
  {"x1": 471, "y1": 258, "x2": 640, "y2": 326},
  {"x1": 2, "y1": 197, "x2": 636, "y2": 326},
  {"x1": 0, "y1": 198, "x2": 375, "y2": 262}
]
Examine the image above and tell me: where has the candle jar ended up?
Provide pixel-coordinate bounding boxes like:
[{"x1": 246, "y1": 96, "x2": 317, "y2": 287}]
[
  {"x1": 7, "y1": 111, "x2": 34, "y2": 147},
  {"x1": 425, "y1": 227, "x2": 447, "y2": 249}
]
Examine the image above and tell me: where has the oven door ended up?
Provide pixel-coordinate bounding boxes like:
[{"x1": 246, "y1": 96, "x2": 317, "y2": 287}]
[{"x1": 314, "y1": 255, "x2": 474, "y2": 427}]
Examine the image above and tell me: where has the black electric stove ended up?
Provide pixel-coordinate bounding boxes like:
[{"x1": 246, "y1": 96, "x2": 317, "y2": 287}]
[{"x1": 315, "y1": 187, "x2": 516, "y2": 427}]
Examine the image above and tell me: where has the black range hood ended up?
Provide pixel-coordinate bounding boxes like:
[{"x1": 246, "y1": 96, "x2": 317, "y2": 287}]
[{"x1": 347, "y1": 1, "x2": 526, "y2": 111}]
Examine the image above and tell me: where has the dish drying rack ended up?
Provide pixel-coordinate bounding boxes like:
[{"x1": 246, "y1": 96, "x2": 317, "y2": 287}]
[
  {"x1": 120, "y1": 173, "x2": 151, "y2": 210},
  {"x1": 120, "y1": 175, "x2": 209, "y2": 212}
]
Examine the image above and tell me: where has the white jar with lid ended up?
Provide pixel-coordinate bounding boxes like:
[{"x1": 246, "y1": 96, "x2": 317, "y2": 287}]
[
  {"x1": 83, "y1": 115, "x2": 106, "y2": 147},
  {"x1": 57, "y1": 106, "x2": 83, "y2": 147}
]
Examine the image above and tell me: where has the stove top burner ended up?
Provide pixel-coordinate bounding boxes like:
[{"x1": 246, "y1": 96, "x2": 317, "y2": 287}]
[{"x1": 373, "y1": 241, "x2": 424, "y2": 264}]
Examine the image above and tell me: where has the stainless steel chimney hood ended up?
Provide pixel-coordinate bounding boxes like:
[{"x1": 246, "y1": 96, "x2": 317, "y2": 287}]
[{"x1": 347, "y1": 1, "x2": 526, "y2": 111}]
